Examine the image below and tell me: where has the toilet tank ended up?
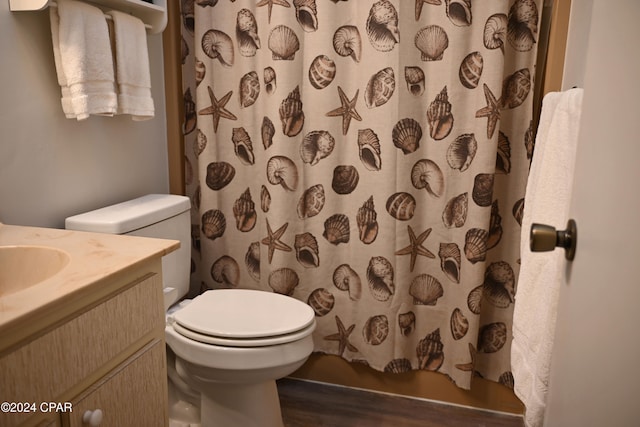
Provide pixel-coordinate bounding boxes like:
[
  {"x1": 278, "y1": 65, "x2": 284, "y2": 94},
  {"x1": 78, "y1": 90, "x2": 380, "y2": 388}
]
[{"x1": 65, "y1": 194, "x2": 191, "y2": 308}]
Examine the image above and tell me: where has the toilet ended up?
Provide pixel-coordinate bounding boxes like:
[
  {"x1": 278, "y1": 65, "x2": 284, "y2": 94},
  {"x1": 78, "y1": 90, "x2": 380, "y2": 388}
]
[{"x1": 65, "y1": 194, "x2": 316, "y2": 427}]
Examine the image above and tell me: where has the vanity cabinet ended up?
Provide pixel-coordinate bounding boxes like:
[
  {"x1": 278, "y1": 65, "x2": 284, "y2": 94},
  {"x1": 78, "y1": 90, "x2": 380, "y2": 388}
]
[
  {"x1": 0, "y1": 262, "x2": 169, "y2": 427},
  {"x1": 66, "y1": 340, "x2": 165, "y2": 426}
]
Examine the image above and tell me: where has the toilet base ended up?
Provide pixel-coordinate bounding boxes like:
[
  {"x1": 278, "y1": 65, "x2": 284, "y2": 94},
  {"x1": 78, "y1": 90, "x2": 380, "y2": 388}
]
[
  {"x1": 200, "y1": 380, "x2": 283, "y2": 427},
  {"x1": 174, "y1": 357, "x2": 303, "y2": 427},
  {"x1": 166, "y1": 322, "x2": 314, "y2": 427}
]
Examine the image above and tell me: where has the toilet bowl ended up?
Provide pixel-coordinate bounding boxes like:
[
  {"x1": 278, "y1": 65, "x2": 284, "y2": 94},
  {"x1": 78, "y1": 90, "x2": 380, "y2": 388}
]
[
  {"x1": 65, "y1": 195, "x2": 316, "y2": 427},
  {"x1": 166, "y1": 289, "x2": 315, "y2": 427}
]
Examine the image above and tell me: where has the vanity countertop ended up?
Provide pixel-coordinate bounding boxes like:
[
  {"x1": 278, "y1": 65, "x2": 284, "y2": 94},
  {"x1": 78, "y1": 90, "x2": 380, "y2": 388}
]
[{"x1": 0, "y1": 224, "x2": 179, "y2": 350}]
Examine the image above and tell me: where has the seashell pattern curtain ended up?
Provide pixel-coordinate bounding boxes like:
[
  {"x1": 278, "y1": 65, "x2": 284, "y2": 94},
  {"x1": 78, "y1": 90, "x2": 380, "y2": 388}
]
[{"x1": 180, "y1": 0, "x2": 541, "y2": 390}]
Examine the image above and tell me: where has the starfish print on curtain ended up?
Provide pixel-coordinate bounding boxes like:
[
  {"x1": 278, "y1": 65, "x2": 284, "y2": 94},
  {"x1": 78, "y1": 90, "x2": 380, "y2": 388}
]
[
  {"x1": 256, "y1": 0, "x2": 291, "y2": 24},
  {"x1": 261, "y1": 219, "x2": 292, "y2": 263},
  {"x1": 475, "y1": 83, "x2": 501, "y2": 139},
  {"x1": 395, "y1": 225, "x2": 435, "y2": 273},
  {"x1": 198, "y1": 87, "x2": 237, "y2": 133},
  {"x1": 455, "y1": 342, "x2": 477, "y2": 373},
  {"x1": 326, "y1": 86, "x2": 362, "y2": 136},
  {"x1": 324, "y1": 315, "x2": 359, "y2": 356}
]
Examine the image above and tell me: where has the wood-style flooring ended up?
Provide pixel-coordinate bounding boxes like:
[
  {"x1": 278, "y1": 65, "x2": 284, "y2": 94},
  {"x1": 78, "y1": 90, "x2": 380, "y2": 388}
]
[{"x1": 277, "y1": 378, "x2": 525, "y2": 427}]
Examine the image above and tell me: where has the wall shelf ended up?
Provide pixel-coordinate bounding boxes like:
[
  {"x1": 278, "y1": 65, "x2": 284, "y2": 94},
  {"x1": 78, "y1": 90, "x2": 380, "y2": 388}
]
[{"x1": 9, "y1": 0, "x2": 167, "y2": 34}]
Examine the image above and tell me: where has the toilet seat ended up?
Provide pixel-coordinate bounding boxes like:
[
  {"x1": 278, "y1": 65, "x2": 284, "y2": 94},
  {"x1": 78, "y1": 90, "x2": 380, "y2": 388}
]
[
  {"x1": 171, "y1": 289, "x2": 315, "y2": 347},
  {"x1": 171, "y1": 321, "x2": 316, "y2": 347}
]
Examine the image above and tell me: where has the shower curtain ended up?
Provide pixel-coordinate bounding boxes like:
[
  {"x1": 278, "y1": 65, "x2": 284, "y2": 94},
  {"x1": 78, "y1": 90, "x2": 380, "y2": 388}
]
[{"x1": 180, "y1": 0, "x2": 540, "y2": 390}]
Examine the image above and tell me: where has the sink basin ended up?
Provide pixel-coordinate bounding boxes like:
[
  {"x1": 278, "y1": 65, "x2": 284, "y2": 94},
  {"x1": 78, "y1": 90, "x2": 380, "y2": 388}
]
[{"x1": 0, "y1": 245, "x2": 71, "y2": 296}]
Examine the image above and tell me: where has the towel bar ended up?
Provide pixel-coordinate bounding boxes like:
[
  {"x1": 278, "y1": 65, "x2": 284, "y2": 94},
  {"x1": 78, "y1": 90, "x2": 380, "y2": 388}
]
[
  {"x1": 47, "y1": 1, "x2": 152, "y2": 29},
  {"x1": 9, "y1": 0, "x2": 167, "y2": 34}
]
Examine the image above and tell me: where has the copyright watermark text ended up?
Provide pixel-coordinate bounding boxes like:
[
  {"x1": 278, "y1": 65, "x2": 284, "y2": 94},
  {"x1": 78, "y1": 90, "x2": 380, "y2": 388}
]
[{"x1": 1, "y1": 401, "x2": 73, "y2": 413}]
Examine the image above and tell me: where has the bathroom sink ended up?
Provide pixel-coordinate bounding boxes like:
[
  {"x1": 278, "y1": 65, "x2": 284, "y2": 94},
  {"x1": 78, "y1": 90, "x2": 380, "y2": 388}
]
[{"x1": 0, "y1": 245, "x2": 71, "y2": 296}]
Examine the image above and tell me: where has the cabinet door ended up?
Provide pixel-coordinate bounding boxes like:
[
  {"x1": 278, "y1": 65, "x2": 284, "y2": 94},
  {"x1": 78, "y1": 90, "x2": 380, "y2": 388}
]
[
  {"x1": 0, "y1": 273, "x2": 164, "y2": 427},
  {"x1": 67, "y1": 340, "x2": 167, "y2": 427}
]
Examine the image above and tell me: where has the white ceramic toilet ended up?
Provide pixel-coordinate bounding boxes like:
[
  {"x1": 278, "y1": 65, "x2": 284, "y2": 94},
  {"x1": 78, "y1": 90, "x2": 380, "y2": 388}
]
[{"x1": 65, "y1": 194, "x2": 316, "y2": 427}]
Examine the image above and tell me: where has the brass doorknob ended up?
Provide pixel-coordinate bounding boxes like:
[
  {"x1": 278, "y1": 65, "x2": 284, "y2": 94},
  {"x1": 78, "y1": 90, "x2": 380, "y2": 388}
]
[{"x1": 530, "y1": 219, "x2": 577, "y2": 261}]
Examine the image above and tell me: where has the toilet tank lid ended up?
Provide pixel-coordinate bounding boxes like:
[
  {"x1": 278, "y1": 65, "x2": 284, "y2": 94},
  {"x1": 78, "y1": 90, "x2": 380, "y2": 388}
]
[{"x1": 65, "y1": 194, "x2": 191, "y2": 234}]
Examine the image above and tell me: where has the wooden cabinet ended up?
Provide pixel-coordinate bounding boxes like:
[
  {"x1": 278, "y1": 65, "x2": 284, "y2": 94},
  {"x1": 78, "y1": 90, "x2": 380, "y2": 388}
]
[
  {"x1": 0, "y1": 264, "x2": 168, "y2": 427},
  {"x1": 66, "y1": 340, "x2": 165, "y2": 427}
]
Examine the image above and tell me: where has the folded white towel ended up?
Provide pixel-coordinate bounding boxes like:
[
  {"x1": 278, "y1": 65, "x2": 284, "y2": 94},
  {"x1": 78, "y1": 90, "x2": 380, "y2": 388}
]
[
  {"x1": 511, "y1": 88, "x2": 584, "y2": 427},
  {"x1": 49, "y1": 7, "x2": 74, "y2": 118},
  {"x1": 107, "y1": 10, "x2": 155, "y2": 121},
  {"x1": 50, "y1": 0, "x2": 117, "y2": 120}
]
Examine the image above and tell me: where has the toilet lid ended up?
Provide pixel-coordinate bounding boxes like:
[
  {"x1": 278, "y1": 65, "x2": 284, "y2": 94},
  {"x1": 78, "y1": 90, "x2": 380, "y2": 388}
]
[
  {"x1": 171, "y1": 320, "x2": 316, "y2": 347},
  {"x1": 172, "y1": 289, "x2": 315, "y2": 340}
]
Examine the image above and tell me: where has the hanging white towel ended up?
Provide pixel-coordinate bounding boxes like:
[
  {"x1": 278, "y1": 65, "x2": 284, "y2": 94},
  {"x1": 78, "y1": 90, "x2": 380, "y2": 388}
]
[
  {"x1": 49, "y1": 7, "x2": 74, "y2": 119},
  {"x1": 50, "y1": 0, "x2": 117, "y2": 120},
  {"x1": 106, "y1": 10, "x2": 155, "y2": 121},
  {"x1": 511, "y1": 88, "x2": 584, "y2": 427}
]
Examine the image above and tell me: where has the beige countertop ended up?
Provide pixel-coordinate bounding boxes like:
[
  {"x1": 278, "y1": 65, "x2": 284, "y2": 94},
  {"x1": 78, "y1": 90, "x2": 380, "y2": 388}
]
[{"x1": 0, "y1": 224, "x2": 178, "y2": 349}]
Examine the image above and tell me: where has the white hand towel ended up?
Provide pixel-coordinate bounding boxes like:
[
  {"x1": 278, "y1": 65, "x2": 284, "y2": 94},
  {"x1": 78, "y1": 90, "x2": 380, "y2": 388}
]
[
  {"x1": 51, "y1": 0, "x2": 117, "y2": 120},
  {"x1": 107, "y1": 10, "x2": 155, "y2": 121},
  {"x1": 49, "y1": 7, "x2": 74, "y2": 119},
  {"x1": 511, "y1": 88, "x2": 584, "y2": 427}
]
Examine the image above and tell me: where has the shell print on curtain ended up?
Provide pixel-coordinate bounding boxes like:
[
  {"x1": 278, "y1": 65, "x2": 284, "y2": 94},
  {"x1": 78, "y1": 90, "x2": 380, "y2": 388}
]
[{"x1": 180, "y1": 0, "x2": 541, "y2": 390}]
